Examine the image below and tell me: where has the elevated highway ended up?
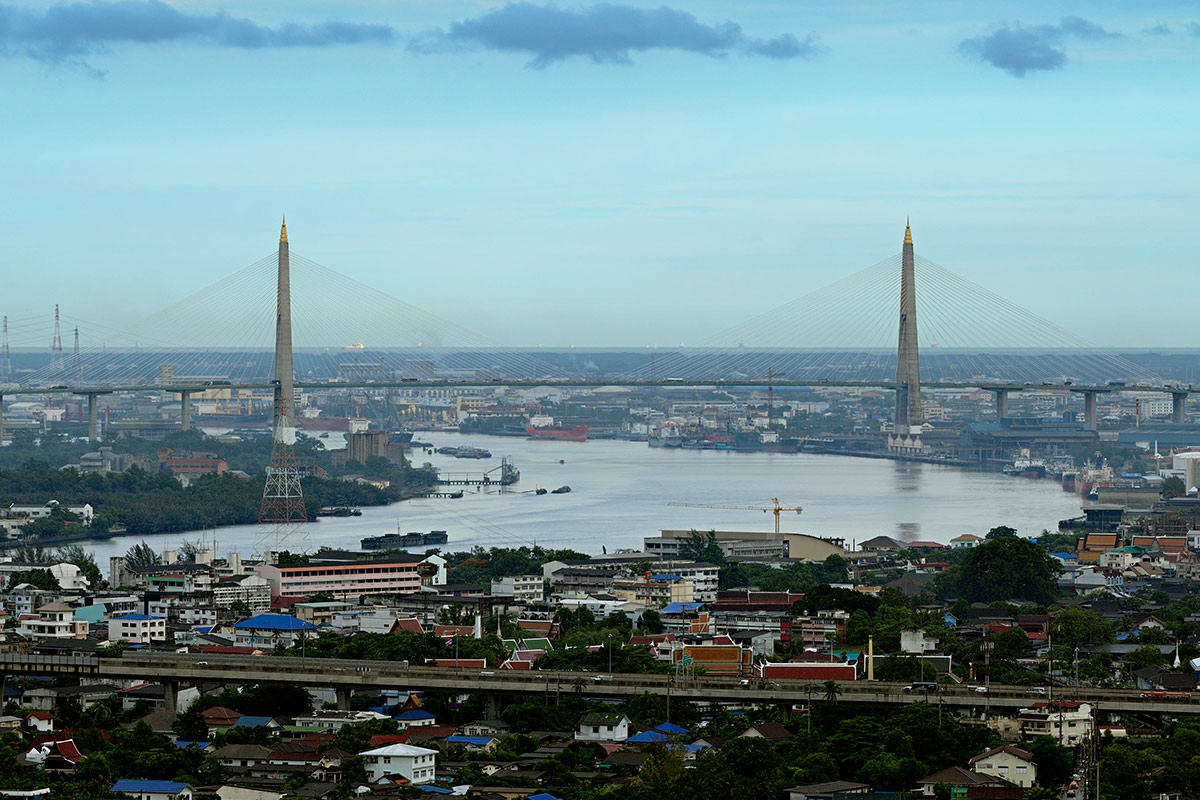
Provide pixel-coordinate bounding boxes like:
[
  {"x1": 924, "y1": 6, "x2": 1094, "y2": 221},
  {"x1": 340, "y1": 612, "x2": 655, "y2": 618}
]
[{"x1": 1, "y1": 652, "x2": 1196, "y2": 717}]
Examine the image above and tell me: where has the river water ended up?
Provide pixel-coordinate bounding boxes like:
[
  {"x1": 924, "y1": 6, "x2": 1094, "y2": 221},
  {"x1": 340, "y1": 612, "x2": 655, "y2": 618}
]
[{"x1": 77, "y1": 432, "x2": 1083, "y2": 564}]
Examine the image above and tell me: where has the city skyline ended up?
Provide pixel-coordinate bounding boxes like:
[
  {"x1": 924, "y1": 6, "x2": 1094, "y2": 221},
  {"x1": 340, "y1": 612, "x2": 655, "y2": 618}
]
[{"x1": 1, "y1": 0, "x2": 1197, "y2": 347}]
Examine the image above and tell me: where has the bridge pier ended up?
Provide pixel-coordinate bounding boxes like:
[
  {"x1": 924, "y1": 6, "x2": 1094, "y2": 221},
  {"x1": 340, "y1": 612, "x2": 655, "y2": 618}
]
[
  {"x1": 993, "y1": 389, "x2": 1009, "y2": 421},
  {"x1": 1172, "y1": 391, "x2": 1188, "y2": 424},
  {"x1": 87, "y1": 393, "x2": 99, "y2": 442},
  {"x1": 164, "y1": 681, "x2": 179, "y2": 713},
  {"x1": 335, "y1": 687, "x2": 353, "y2": 711},
  {"x1": 1079, "y1": 391, "x2": 1099, "y2": 430},
  {"x1": 180, "y1": 390, "x2": 192, "y2": 431}
]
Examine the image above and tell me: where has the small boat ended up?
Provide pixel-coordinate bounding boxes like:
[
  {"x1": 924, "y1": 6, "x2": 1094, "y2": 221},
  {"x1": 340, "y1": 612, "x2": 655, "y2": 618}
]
[
  {"x1": 551, "y1": 485, "x2": 572, "y2": 494},
  {"x1": 535, "y1": 487, "x2": 548, "y2": 495}
]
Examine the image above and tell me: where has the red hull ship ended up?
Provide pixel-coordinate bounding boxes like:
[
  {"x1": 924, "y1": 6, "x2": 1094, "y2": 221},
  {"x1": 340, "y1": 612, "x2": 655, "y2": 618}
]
[{"x1": 525, "y1": 425, "x2": 588, "y2": 442}]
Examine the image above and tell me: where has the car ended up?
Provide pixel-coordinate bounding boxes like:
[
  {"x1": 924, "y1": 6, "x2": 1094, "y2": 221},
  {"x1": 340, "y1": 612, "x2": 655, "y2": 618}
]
[
  {"x1": 478, "y1": 671, "x2": 494, "y2": 677},
  {"x1": 195, "y1": 661, "x2": 208, "y2": 666},
  {"x1": 1067, "y1": 791, "x2": 1076, "y2": 798},
  {"x1": 970, "y1": 685, "x2": 988, "y2": 693},
  {"x1": 903, "y1": 682, "x2": 939, "y2": 692},
  {"x1": 1027, "y1": 686, "x2": 1047, "y2": 694},
  {"x1": 592, "y1": 675, "x2": 612, "y2": 682}
]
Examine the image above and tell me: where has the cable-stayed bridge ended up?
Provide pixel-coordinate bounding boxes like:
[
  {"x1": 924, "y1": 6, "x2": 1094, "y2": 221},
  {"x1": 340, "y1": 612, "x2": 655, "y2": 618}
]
[{"x1": 0, "y1": 220, "x2": 1188, "y2": 447}]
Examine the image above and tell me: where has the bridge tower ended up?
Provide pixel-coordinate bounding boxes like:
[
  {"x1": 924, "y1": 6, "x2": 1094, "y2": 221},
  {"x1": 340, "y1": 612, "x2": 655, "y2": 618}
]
[
  {"x1": 894, "y1": 220, "x2": 923, "y2": 432},
  {"x1": 256, "y1": 218, "x2": 307, "y2": 557},
  {"x1": 71, "y1": 326, "x2": 82, "y2": 383},
  {"x1": 51, "y1": 305, "x2": 63, "y2": 376},
  {"x1": 0, "y1": 316, "x2": 10, "y2": 380}
]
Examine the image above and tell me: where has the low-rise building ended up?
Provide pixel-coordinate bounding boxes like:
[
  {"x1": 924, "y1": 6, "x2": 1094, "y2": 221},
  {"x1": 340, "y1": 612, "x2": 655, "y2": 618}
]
[
  {"x1": 970, "y1": 744, "x2": 1038, "y2": 788},
  {"x1": 109, "y1": 614, "x2": 167, "y2": 644},
  {"x1": 360, "y1": 742, "x2": 437, "y2": 785},
  {"x1": 575, "y1": 712, "x2": 631, "y2": 742},
  {"x1": 17, "y1": 603, "x2": 88, "y2": 640},
  {"x1": 1019, "y1": 701, "x2": 1093, "y2": 746}
]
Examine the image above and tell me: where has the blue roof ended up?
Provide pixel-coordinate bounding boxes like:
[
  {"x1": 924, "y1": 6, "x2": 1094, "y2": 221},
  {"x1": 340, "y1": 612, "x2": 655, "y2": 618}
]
[
  {"x1": 445, "y1": 735, "x2": 495, "y2": 746},
  {"x1": 662, "y1": 602, "x2": 705, "y2": 614},
  {"x1": 174, "y1": 740, "x2": 211, "y2": 748},
  {"x1": 625, "y1": 730, "x2": 668, "y2": 743},
  {"x1": 232, "y1": 614, "x2": 317, "y2": 631},
  {"x1": 655, "y1": 722, "x2": 689, "y2": 734},
  {"x1": 111, "y1": 780, "x2": 191, "y2": 793},
  {"x1": 234, "y1": 716, "x2": 278, "y2": 727},
  {"x1": 1051, "y1": 552, "x2": 1078, "y2": 559},
  {"x1": 113, "y1": 613, "x2": 159, "y2": 621},
  {"x1": 651, "y1": 573, "x2": 682, "y2": 581},
  {"x1": 395, "y1": 710, "x2": 436, "y2": 721},
  {"x1": 414, "y1": 787, "x2": 454, "y2": 795},
  {"x1": 528, "y1": 795, "x2": 563, "y2": 800}
]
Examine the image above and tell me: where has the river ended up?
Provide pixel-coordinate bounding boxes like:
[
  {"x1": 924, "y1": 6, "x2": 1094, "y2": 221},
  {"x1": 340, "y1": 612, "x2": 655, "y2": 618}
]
[{"x1": 75, "y1": 432, "x2": 1083, "y2": 564}]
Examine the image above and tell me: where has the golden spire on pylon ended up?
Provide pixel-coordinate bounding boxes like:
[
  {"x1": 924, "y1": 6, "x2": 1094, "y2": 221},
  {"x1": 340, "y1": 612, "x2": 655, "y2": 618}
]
[
  {"x1": 904, "y1": 218, "x2": 912, "y2": 245},
  {"x1": 280, "y1": 215, "x2": 288, "y2": 244}
]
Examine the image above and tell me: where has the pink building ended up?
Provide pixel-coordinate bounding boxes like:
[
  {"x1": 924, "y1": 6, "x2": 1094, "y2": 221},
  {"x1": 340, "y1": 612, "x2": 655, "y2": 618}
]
[{"x1": 256, "y1": 557, "x2": 422, "y2": 600}]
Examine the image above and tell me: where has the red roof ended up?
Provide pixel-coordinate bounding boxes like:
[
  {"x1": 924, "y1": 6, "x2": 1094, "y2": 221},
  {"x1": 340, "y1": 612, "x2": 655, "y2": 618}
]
[
  {"x1": 26, "y1": 711, "x2": 54, "y2": 720},
  {"x1": 435, "y1": 658, "x2": 487, "y2": 668},
  {"x1": 628, "y1": 634, "x2": 675, "y2": 646},
  {"x1": 501, "y1": 659, "x2": 533, "y2": 670},
  {"x1": 368, "y1": 734, "x2": 411, "y2": 747},
  {"x1": 392, "y1": 618, "x2": 424, "y2": 635}
]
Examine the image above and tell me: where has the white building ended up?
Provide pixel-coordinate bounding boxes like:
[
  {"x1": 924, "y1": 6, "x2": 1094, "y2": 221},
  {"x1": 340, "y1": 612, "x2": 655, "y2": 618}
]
[
  {"x1": 4, "y1": 502, "x2": 94, "y2": 525},
  {"x1": 17, "y1": 603, "x2": 88, "y2": 640},
  {"x1": 490, "y1": 574, "x2": 544, "y2": 603},
  {"x1": 360, "y1": 742, "x2": 437, "y2": 785},
  {"x1": 575, "y1": 712, "x2": 631, "y2": 742},
  {"x1": 211, "y1": 574, "x2": 272, "y2": 614},
  {"x1": 1020, "y1": 702, "x2": 1093, "y2": 746},
  {"x1": 970, "y1": 744, "x2": 1038, "y2": 788},
  {"x1": 109, "y1": 614, "x2": 167, "y2": 644}
]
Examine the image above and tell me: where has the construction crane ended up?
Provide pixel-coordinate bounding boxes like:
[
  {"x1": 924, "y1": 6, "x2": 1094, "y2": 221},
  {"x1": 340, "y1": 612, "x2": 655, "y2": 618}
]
[{"x1": 667, "y1": 497, "x2": 802, "y2": 535}]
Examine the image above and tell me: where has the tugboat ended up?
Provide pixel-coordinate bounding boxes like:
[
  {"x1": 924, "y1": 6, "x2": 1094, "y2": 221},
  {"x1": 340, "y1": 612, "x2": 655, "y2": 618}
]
[{"x1": 1003, "y1": 449, "x2": 1046, "y2": 478}]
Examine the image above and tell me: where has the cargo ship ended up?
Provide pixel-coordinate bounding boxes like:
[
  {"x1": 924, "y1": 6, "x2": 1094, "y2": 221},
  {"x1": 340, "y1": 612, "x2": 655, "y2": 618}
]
[{"x1": 525, "y1": 415, "x2": 588, "y2": 442}]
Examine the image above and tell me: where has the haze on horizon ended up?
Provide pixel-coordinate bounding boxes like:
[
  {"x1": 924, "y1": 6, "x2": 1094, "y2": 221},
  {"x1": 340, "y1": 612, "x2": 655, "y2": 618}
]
[{"x1": 0, "y1": 0, "x2": 1196, "y2": 350}]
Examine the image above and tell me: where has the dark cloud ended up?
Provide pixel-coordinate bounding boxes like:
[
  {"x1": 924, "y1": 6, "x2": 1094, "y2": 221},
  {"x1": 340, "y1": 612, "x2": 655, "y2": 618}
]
[
  {"x1": 0, "y1": 0, "x2": 394, "y2": 73},
  {"x1": 958, "y1": 17, "x2": 1119, "y2": 77},
  {"x1": 413, "y1": 2, "x2": 817, "y2": 67},
  {"x1": 1142, "y1": 22, "x2": 1172, "y2": 36}
]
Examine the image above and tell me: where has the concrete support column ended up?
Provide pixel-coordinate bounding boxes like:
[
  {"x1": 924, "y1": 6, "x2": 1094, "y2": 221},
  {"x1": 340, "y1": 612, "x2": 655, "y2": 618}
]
[
  {"x1": 1172, "y1": 391, "x2": 1188, "y2": 424},
  {"x1": 87, "y1": 393, "x2": 99, "y2": 442},
  {"x1": 993, "y1": 389, "x2": 1009, "y2": 421},
  {"x1": 180, "y1": 390, "x2": 192, "y2": 431},
  {"x1": 335, "y1": 687, "x2": 353, "y2": 711},
  {"x1": 483, "y1": 692, "x2": 500, "y2": 720},
  {"x1": 163, "y1": 681, "x2": 180, "y2": 713},
  {"x1": 1082, "y1": 391, "x2": 1099, "y2": 430}
]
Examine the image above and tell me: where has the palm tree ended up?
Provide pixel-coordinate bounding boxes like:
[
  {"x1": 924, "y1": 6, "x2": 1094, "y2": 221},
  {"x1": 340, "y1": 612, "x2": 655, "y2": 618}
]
[{"x1": 822, "y1": 679, "x2": 842, "y2": 704}]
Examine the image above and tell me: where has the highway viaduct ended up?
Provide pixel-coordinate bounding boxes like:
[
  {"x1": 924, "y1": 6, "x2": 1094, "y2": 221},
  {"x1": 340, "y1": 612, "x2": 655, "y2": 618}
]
[
  {"x1": 0, "y1": 377, "x2": 1190, "y2": 443},
  {"x1": 1, "y1": 652, "x2": 1196, "y2": 719}
]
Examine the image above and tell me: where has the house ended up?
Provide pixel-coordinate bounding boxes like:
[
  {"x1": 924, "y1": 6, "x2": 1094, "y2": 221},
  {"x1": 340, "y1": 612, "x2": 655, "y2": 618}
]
[
  {"x1": 109, "y1": 779, "x2": 195, "y2": 800},
  {"x1": 394, "y1": 709, "x2": 437, "y2": 730},
  {"x1": 462, "y1": 719, "x2": 513, "y2": 737},
  {"x1": 360, "y1": 742, "x2": 438, "y2": 784},
  {"x1": 970, "y1": 745, "x2": 1037, "y2": 788},
  {"x1": 1019, "y1": 702, "x2": 1093, "y2": 746},
  {"x1": 575, "y1": 712, "x2": 631, "y2": 742},
  {"x1": 201, "y1": 706, "x2": 242, "y2": 729},
  {"x1": 917, "y1": 767, "x2": 1006, "y2": 796},
  {"x1": 741, "y1": 722, "x2": 792, "y2": 742},
  {"x1": 22, "y1": 737, "x2": 84, "y2": 771},
  {"x1": 786, "y1": 782, "x2": 872, "y2": 800},
  {"x1": 229, "y1": 613, "x2": 317, "y2": 648},
  {"x1": 24, "y1": 712, "x2": 54, "y2": 733},
  {"x1": 950, "y1": 533, "x2": 983, "y2": 549}
]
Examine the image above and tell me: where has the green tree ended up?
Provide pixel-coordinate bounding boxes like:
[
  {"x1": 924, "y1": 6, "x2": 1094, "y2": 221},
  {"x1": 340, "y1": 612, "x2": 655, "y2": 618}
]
[
  {"x1": 640, "y1": 609, "x2": 665, "y2": 635},
  {"x1": 986, "y1": 525, "x2": 1019, "y2": 539},
  {"x1": 822, "y1": 679, "x2": 842, "y2": 704},
  {"x1": 846, "y1": 608, "x2": 872, "y2": 646},
  {"x1": 123, "y1": 541, "x2": 161, "y2": 568},
  {"x1": 6, "y1": 568, "x2": 60, "y2": 591},
  {"x1": 1024, "y1": 736, "x2": 1075, "y2": 789},
  {"x1": 679, "y1": 530, "x2": 726, "y2": 566},
  {"x1": 1053, "y1": 607, "x2": 1115, "y2": 649},
  {"x1": 54, "y1": 543, "x2": 103, "y2": 586},
  {"x1": 956, "y1": 537, "x2": 1061, "y2": 604},
  {"x1": 1163, "y1": 475, "x2": 1186, "y2": 498}
]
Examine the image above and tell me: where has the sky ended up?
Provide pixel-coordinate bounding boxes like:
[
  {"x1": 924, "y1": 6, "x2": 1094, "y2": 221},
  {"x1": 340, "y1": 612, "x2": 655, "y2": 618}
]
[{"x1": 1, "y1": 0, "x2": 1198, "y2": 350}]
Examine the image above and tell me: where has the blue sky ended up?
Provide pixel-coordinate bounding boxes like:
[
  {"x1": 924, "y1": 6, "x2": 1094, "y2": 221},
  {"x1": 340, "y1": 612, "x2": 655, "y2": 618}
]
[{"x1": 1, "y1": 0, "x2": 1197, "y2": 348}]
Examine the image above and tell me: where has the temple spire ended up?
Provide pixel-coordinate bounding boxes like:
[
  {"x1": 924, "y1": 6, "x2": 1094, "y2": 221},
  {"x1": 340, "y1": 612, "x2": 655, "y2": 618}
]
[
  {"x1": 280, "y1": 216, "x2": 288, "y2": 243},
  {"x1": 904, "y1": 218, "x2": 912, "y2": 245}
]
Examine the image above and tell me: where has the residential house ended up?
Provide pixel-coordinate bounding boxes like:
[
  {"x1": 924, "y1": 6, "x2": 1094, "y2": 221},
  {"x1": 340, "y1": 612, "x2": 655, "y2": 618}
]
[
  {"x1": 970, "y1": 745, "x2": 1038, "y2": 788},
  {"x1": 360, "y1": 742, "x2": 437, "y2": 785},
  {"x1": 108, "y1": 779, "x2": 195, "y2": 800},
  {"x1": 229, "y1": 614, "x2": 317, "y2": 649},
  {"x1": 110, "y1": 614, "x2": 167, "y2": 644},
  {"x1": 575, "y1": 713, "x2": 631, "y2": 742}
]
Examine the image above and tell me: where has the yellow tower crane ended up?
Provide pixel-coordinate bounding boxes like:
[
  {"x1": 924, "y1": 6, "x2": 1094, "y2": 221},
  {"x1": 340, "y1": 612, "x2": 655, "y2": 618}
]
[{"x1": 667, "y1": 497, "x2": 803, "y2": 534}]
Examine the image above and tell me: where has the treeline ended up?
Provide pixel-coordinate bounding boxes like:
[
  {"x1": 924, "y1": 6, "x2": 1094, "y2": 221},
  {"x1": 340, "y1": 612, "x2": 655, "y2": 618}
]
[{"x1": 0, "y1": 460, "x2": 419, "y2": 537}]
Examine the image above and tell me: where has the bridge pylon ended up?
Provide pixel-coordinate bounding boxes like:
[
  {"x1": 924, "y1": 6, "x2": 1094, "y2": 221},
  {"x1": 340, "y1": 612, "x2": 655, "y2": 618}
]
[
  {"x1": 894, "y1": 220, "x2": 923, "y2": 433},
  {"x1": 256, "y1": 218, "x2": 308, "y2": 558}
]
